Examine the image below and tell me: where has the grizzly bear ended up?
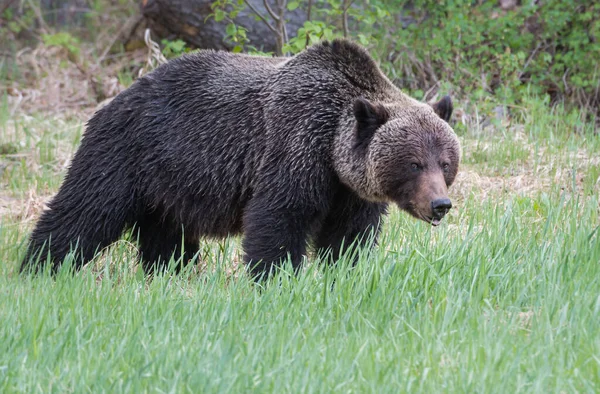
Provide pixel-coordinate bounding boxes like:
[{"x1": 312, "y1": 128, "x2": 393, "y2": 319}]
[{"x1": 20, "y1": 39, "x2": 460, "y2": 278}]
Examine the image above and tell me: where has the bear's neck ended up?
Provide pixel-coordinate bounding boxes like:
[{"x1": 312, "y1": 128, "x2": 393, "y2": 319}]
[{"x1": 332, "y1": 125, "x2": 386, "y2": 203}]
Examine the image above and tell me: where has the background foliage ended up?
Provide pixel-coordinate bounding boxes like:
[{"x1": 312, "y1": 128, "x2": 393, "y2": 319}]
[
  {"x1": 1, "y1": 0, "x2": 599, "y2": 118},
  {"x1": 381, "y1": 0, "x2": 600, "y2": 109}
]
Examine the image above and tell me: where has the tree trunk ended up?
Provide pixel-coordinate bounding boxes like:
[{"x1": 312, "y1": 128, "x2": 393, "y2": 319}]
[{"x1": 141, "y1": 0, "x2": 307, "y2": 52}]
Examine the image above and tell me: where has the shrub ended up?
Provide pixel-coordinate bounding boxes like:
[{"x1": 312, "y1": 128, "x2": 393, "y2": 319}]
[{"x1": 381, "y1": 0, "x2": 600, "y2": 113}]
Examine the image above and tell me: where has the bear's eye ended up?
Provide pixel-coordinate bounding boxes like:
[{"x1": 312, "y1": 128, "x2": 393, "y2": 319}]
[
  {"x1": 410, "y1": 163, "x2": 421, "y2": 172},
  {"x1": 442, "y1": 163, "x2": 450, "y2": 173}
]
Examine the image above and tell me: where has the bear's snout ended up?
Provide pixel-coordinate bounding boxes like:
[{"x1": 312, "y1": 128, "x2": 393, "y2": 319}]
[
  {"x1": 402, "y1": 171, "x2": 453, "y2": 226},
  {"x1": 431, "y1": 198, "x2": 452, "y2": 225}
]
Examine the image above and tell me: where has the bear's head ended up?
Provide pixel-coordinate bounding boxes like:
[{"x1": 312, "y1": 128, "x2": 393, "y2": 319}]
[{"x1": 337, "y1": 96, "x2": 461, "y2": 226}]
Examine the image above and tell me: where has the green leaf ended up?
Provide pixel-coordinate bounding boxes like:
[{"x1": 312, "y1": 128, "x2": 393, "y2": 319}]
[
  {"x1": 214, "y1": 9, "x2": 225, "y2": 22},
  {"x1": 357, "y1": 34, "x2": 369, "y2": 46},
  {"x1": 376, "y1": 7, "x2": 389, "y2": 19},
  {"x1": 226, "y1": 23, "x2": 237, "y2": 37},
  {"x1": 303, "y1": 21, "x2": 314, "y2": 29},
  {"x1": 287, "y1": 1, "x2": 299, "y2": 11},
  {"x1": 8, "y1": 21, "x2": 20, "y2": 33}
]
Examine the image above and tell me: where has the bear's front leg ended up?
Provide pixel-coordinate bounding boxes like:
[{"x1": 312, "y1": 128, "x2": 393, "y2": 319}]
[
  {"x1": 242, "y1": 196, "x2": 323, "y2": 279},
  {"x1": 315, "y1": 191, "x2": 387, "y2": 265}
]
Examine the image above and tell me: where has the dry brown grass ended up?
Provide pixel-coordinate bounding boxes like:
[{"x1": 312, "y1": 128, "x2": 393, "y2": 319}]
[
  {"x1": 452, "y1": 121, "x2": 600, "y2": 206},
  {"x1": 4, "y1": 43, "x2": 148, "y2": 119},
  {"x1": 1, "y1": 37, "x2": 164, "y2": 224}
]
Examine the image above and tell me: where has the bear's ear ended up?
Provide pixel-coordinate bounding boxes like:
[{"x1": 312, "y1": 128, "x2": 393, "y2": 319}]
[
  {"x1": 353, "y1": 97, "x2": 389, "y2": 145},
  {"x1": 431, "y1": 95, "x2": 453, "y2": 122}
]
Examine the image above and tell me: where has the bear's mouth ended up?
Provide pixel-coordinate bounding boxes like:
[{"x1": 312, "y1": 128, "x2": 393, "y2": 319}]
[
  {"x1": 399, "y1": 201, "x2": 445, "y2": 226},
  {"x1": 421, "y1": 215, "x2": 442, "y2": 226}
]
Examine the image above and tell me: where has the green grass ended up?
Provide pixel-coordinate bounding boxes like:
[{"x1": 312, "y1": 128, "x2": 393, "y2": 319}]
[{"x1": 1, "y1": 96, "x2": 599, "y2": 392}]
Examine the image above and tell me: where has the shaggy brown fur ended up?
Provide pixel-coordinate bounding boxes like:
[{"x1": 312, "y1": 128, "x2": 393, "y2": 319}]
[{"x1": 21, "y1": 39, "x2": 461, "y2": 278}]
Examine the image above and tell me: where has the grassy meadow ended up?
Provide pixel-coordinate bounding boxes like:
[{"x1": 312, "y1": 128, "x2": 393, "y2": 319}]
[{"x1": 0, "y1": 95, "x2": 599, "y2": 392}]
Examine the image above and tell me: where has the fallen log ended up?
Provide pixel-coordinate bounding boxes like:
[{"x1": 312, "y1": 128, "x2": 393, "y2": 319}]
[{"x1": 141, "y1": 0, "x2": 307, "y2": 52}]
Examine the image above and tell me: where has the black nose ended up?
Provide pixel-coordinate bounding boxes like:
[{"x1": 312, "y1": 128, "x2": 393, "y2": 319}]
[{"x1": 432, "y1": 198, "x2": 452, "y2": 219}]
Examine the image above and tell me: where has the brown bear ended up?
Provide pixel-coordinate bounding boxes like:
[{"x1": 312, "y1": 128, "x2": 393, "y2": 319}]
[{"x1": 20, "y1": 39, "x2": 460, "y2": 278}]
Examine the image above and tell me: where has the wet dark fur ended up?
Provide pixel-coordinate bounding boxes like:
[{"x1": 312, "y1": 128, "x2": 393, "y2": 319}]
[{"x1": 21, "y1": 39, "x2": 459, "y2": 277}]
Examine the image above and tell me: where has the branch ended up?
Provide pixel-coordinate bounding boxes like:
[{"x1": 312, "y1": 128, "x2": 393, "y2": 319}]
[
  {"x1": 97, "y1": 15, "x2": 143, "y2": 64},
  {"x1": 341, "y1": 0, "x2": 354, "y2": 38},
  {"x1": 277, "y1": 0, "x2": 288, "y2": 45},
  {"x1": 122, "y1": 14, "x2": 145, "y2": 47},
  {"x1": 244, "y1": 0, "x2": 278, "y2": 34},
  {"x1": 282, "y1": 19, "x2": 288, "y2": 45},
  {"x1": 305, "y1": 0, "x2": 313, "y2": 47},
  {"x1": 518, "y1": 42, "x2": 542, "y2": 80},
  {"x1": 25, "y1": 0, "x2": 50, "y2": 35},
  {"x1": 263, "y1": 0, "x2": 280, "y2": 22}
]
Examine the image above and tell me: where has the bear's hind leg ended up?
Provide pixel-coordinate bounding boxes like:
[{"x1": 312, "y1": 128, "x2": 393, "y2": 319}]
[
  {"x1": 20, "y1": 180, "x2": 134, "y2": 274},
  {"x1": 136, "y1": 210, "x2": 199, "y2": 274}
]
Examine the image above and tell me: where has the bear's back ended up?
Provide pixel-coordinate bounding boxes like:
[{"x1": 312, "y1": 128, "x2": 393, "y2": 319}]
[
  {"x1": 77, "y1": 51, "x2": 286, "y2": 239},
  {"x1": 152, "y1": 50, "x2": 283, "y2": 93}
]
